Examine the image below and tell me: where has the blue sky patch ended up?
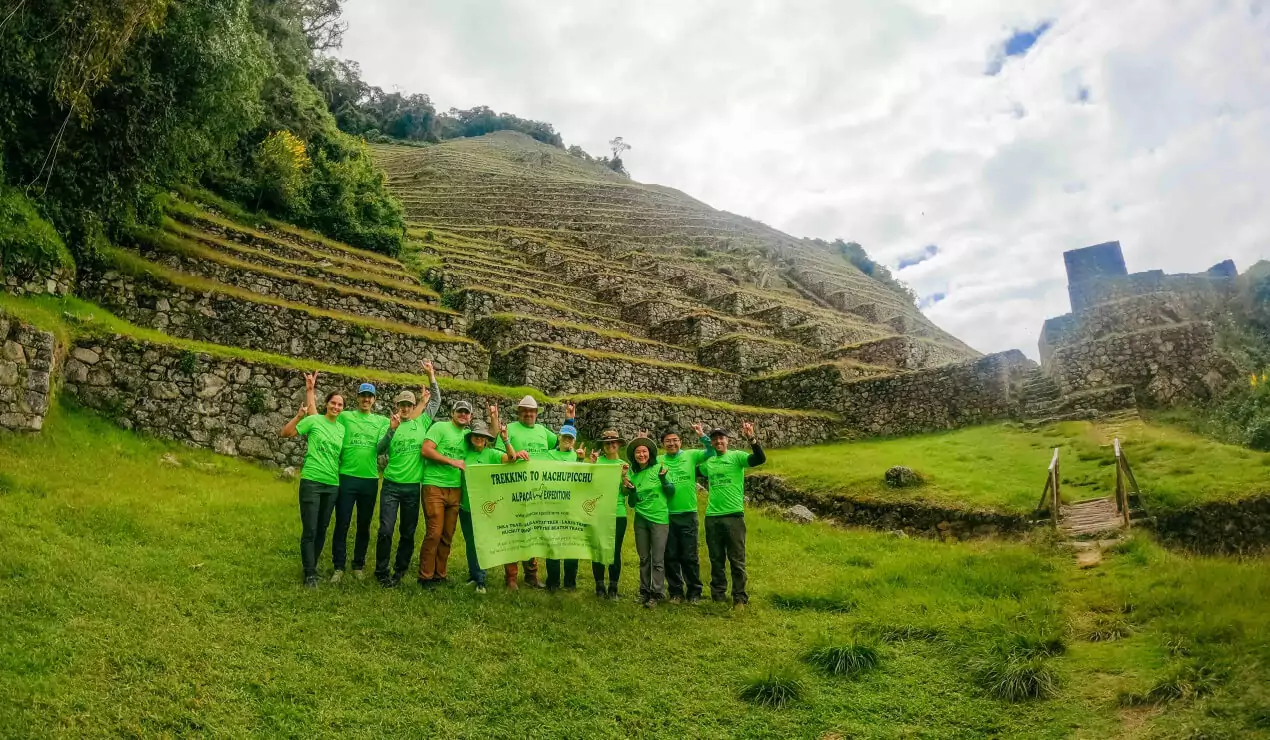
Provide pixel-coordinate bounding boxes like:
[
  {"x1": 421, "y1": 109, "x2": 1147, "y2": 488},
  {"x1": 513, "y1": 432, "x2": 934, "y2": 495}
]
[
  {"x1": 897, "y1": 244, "x2": 939, "y2": 270},
  {"x1": 918, "y1": 292, "x2": 947, "y2": 310},
  {"x1": 986, "y1": 20, "x2": 1053, "y2": 75}
]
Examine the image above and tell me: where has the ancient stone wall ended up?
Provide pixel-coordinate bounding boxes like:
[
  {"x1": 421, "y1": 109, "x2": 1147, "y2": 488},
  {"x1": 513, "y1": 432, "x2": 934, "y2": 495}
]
[
  {"x1": 453, "y1": 287, "x2": 628, "y2": 332},
  {"x1": 1152, "y1": 495, "x2": 1270, "y2": 555},
  {"x1": 468, "y1": 315, "x2": 695, "y2": 363},
  {"x1": 746, "y1": 474, "x2": 1031, "y2": 540},
  {"x1": 697, "y1": 335, "x2": 821, "y2": 375},
  {"x1": 1049, "y1": 323, "x2": 1234, "y2": 406},
  {"x1": 78, "y1": 264, "x2": 489, "y2": 379},
  {"x1": 62, "y1": 335, "x2": 567, "y2": 468},
  {"x1": 829, "y1": 336, "x2": 969, "y2": 371},
  {"x1": 1041, "y1": 291, "x2": 1224, "y2": 365},
  {"x1": 1, "y1": 251, "x2": 74, "y2": 298},
  {"x1": 648, "y1": 313, "x2": 774, "y2": 346},
  {"x1": 571, "y1": 397, "x2": 839, "y2": 448},
  {"x1": 491, "y1": 343, "x2": 742, "y2": 401},
  {"x1": 0, "y1": 312, "x2": 58, "y2": 432},
  {"x1": 1069, "y1": 267, "x2": 1237, "y2": 314},
  {"x1": 742, "y1": 361, "x2": 886, "y2": 410}
]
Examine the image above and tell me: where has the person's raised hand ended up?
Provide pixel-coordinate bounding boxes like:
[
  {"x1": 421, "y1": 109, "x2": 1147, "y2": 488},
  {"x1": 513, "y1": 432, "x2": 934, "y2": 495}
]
[
  {"x1": 589, "y1": 449, "x2": 600, "y2": 463},
  {"x1": 638, "y1": 429, "x2": 650, "y2": 439},
  {"x1": 304, "y1": 371, "x2": 318, "y2": 390},
  {"x1": 295, "y1": 403, "x2": 308, "y2": 419},
  {"x1": 659, "y1": 466, "x2": 668, "y2": 476},
  {"x1": 691, "y1": 422, "x2": 704, "y2": 437},
  {"x1": 419, "y1": 387, "x2": 431, "y2": 405},
  {"x1": 620, "y1": 462, "x2": 630, "y2": 473},
  {"x1": 488, "y1": 404, "x2": 499, "y2": 421},
  {"x1": 741, "y1": 421, "x2": 755, "y2": 440},
  {"x1": 565, "y1": 401, "x2": 576, "y2": 417},
  {"x1": 390, "y1": 412, "x2": 401, "y2": 430},
  {"x1": 420, "y1": 359, "x2": 435, "y2": 378}
]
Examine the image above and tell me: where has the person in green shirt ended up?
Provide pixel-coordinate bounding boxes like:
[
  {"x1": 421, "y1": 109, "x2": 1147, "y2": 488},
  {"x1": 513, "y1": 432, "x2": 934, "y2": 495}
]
[
  {"x1": 542, "y1": 424, "x2": 585, "y2": 591},
  {"x1": 701, "y1": 422, "x2": 765, "y2": 607},
  {"x1": 279, "y1": 371, "x2": 345, "y2": 588},
  {"x1": 625, "y1": 436, "x2": 675, "y2": 608},
  {"x1": 503, "y1": 394, "x2": 576, "y2": 588},
  {"x1": 589, "y1": 429, "x2": 629, "y2": 599},
  {"x1": 371, "y1": 368, "x2": 442, "y2": 588},
  {"x1": 330, "y1": 373, "x2": 393, "y2": 582},
  {"x1": 457, "y1": 410, "x2": 516, "y2": 594},
  {"x1": 417, "y1": 398, "x2": 476, "y2": 586},
  {"x1": 659, "y1": 424, "x2": 713, "y2": 603}
]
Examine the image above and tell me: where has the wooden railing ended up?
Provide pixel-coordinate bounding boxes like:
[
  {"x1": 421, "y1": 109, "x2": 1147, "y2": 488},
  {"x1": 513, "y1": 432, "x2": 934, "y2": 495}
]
[
  {"x1": 1113, "y1": 438, "x2": 1139, "y2": 528},
  {"x1": 1034, "y1": 448, "x2": 1061, "y2": 527}
]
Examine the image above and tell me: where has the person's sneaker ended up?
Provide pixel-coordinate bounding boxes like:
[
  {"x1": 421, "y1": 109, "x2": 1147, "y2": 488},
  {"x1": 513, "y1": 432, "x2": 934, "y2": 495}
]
[
  {"x1": 687, "y1": 596, "x2": 702, "y2": 605},
  {"x1": 595, "y1": 589, "x2": 607, "y2": 599},
  {"x1": 527, "y1": 579, "x2": 546, "y2": 589},
  {"x1": 643, "y1": 599, "x2": 657, "y2": 610},
  {"x1": 608, "y1": 591, "x2": 620, "y2": 601},
  {"x1": 733, "y1": 601, "x2": 748, "y2": 610},
  {"x1": 330, "y1": 570, "x2": 344, "y2": 584},
  {"x1": 303, "y1": 576, "x2": 318, "y2": 588},
  {"x1": 352, "y1": 569, "x2": 365, "y2": 581},
  {"x1": 668, "y1": 596, "x2": 682, "y2": 604},
  {"x1": 475, "y1": 585, "x2": 487, "y2": 594}
]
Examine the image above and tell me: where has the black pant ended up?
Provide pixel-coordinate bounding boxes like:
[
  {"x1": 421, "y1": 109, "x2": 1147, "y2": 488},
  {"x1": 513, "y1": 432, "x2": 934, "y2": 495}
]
[
  {"x1": 666, "y1": 511, "x2": 703, "y2": 599},
  {"x1": 592, "y1": 516, "x2": 627, "y2": 593},
  {"x1": 298, "y1": 479, "x2": 338, "y2": 580},
  {"x1": 705, "y1": 514, "x2": 747, "y2": 604},
  {"x1": 545, "y1": 559, "x2": 579, "y2": 589},
  {"x1": 374, "y1": 480, "x2": 420, "y2": 580},
  {"x1": 333, "y1": 474, "x2": 379, "y2": 571}
]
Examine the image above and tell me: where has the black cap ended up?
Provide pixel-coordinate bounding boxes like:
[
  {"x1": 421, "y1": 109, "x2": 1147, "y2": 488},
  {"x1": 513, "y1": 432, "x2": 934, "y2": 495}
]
[
  {"x1": 452, "y1": 400, "x2": 473, "y2": 413},
  {"x1": 708, "y1": 427, "x2": 731, "y2": 438}
]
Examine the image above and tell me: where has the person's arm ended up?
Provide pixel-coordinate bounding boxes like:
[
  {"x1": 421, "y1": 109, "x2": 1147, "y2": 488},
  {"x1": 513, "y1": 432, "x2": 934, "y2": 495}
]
[
  {"x1": 409, "y1": 360, "x2": 440, "y2": 421},
  {"x1": 562, "y1": 401, "x2": 576, "y2": 428},
  {"x1": 280, "y1": 404, "x2": 308, "y2": 438},
  {"x1": 658, "y1": 466, "x2": 675, "y2": 496},
  {"x1": 691, "y1": 422, "x2": 715, "y2": 462},
  {"x1": 376, "y1": 429, "x2": 395, "y2": 454},
  {"x1": 304, "y1": 371, "x2": 318, "y2": 417},
  {"x1": 421, "y1": 439, "x2": 465, "y2": 470},
  {"x1": 741, "y1": 421, "x2": 764, "y2": 467}
]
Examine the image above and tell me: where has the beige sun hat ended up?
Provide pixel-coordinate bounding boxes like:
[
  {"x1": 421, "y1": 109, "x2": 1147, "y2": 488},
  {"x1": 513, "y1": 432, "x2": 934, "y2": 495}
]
[{"x1": 517, "y1": 395, "x2": 539, "y2": 409}]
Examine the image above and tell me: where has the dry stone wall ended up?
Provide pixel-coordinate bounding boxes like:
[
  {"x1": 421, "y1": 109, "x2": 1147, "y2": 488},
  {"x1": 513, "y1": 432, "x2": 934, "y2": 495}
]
[
  {"x1": 453, "y1": 287, "x2": 628, "y2": 333},
  {"x1": 78, "y1": 264, "x2": 489, "y2": 379},
  {"x1": 742, "y1": 361, "x2": 888, "y2": 411},
  {"x1": 1, "y1": 251, "x2": 74, "y2": 298},
  {"x1": 571, "y1": 396, "x2": 839, "y2": 448},
  {"x1": 1152, "y1": 495, "x2": 1270, "y2": 555},
  {"x1": 1049, "y1": 323, "x2": 1234, "y2": 406},
  {"x1": 696, "y1": 335, "x2": 824, "y2": 376},
  {"x1": 829, "y1": 336, "x2": 969, "y2": 371},
  {"x1": 62, "y1": 335, "x2": 567, "y2": 468},
  {"x1": 468, "y1": 315, "x2": 695, "y2": 363},
  {"x1": 491, "y1": 343, "x2": 742, "y2": 401},
  {"x1": 0, "y1": 312, "x2": 58, "y2": 432}
]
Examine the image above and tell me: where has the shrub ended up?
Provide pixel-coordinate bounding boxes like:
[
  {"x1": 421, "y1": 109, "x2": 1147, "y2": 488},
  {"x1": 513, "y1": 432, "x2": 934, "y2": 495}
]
[
  {"x1": 803, "y1": 642, "x2": 880, "y2": 677},
  {"x1": 0, "y1": 187, "x2": 75, "y2": 275},
  {"x1": 303, "y1": 131, "x2": 405, "y2": 256},
  {"x1": 252, "y1": 131, "x2": 311, "y2": 214},
  {"x1": 738, "y1": 668, "x2": 805, "y2": 708}
]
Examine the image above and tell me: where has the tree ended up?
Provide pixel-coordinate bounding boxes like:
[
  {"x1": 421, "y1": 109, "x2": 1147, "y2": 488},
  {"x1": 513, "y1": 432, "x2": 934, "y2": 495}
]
[{"x1": 609, "y1": 136, "x2": 631, "y2": 159}]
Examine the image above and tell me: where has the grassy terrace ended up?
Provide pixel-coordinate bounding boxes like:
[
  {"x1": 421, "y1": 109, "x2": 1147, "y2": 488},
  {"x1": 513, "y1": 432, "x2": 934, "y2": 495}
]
[
  {"x1": 163, "y1": 219, "x2": 438, "y2": 299},
  {"x1": 3, "y1": 406, "x2": 1269, "y2": 737},
  {"x1": 0, "y1": 294, "x2": 545, "y2": 402},
  {"x1": 95, "y1": 248, "x2": 468, "y2": 344},
  {"x1": 760, "y1": 419, "x2": 1270, "y2": 514},
  {"x1": 502, "y1": 342, "x2": 735, "y2": 375}
]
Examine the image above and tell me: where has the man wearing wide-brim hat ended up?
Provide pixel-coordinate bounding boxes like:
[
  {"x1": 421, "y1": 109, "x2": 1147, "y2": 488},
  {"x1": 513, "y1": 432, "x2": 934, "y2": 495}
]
[
  {"x1": 501, "y1": 395, "x2": 577, "y2": 589},
  {"x1": 589, "y1": 428, "x2": 630, "y2": 599},
  {"x1": 700, "y1": 422, "x2": 765, "y2": 608}
]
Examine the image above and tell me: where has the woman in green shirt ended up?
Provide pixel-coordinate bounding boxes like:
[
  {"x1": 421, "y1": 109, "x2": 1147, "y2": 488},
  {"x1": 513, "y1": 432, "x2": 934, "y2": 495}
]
[
  {"x1": 625, "y1": 436, "x2": 675, "y2": 608},
  {"x1": 371, "y1": 378, "x2": 441, "y2": 588},
  {"x1": 279, "y1": 371, "x2": 345, "y2": 588}
]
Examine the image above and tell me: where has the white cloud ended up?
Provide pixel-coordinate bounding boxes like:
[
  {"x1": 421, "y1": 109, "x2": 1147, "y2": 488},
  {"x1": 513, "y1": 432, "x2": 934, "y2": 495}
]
[{"x1": 340, "y1": 0, "x2": 1270, "y2": 357}]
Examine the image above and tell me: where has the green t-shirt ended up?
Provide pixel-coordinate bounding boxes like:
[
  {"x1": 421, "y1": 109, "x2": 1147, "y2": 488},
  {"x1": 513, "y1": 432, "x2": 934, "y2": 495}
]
[
  {"x1": 542, "y1": 448, "x2": 579, "y2": 462},
  {"x1": 595, "y1": 455, "x2": 627, "y2": 517},
  {"x1": 629, "y1": 463, "x2": 670, "y2": 525},
  {"x1": 421, "y1": 421, "x2": 469, "y2": 488},
  {"x1": 296, "y1": 414, "x2": 345, "y2": 486},
  {"x1": 382, "y1": 415, "x2": 433, "y2": 484},
  {"x1": 460, "y1": 445, "x2": 506, "y2": 511},
  {"x1": 702, "y1": 449, "x2": 752, "y2": 516},
  {"x1": 506, "y1": 421, "x2": 558, "y2": 460},
  {"x1": 660, "y1": 446, "x2": 712, "y2": 514},
  {"x1": 336, "y1": 410, "x2": 391, "y2": 479}
]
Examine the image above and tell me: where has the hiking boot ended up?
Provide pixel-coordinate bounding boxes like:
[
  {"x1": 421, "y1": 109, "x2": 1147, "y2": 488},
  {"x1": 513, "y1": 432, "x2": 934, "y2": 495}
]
[
  {"x1": 303, "y1": 576, "x2": 318, "y2": 589},
  {"x1": 475, "y1": 585, "x2": 487, "y2": 594},
  {"x1": 526, "y1": 578, "x2": 545, "y2": 589},
  {"x1": 668, "y1": 596, "x2": 682, "y2": 605},
  {"x1": 733, "y1": 600, "x2": 748, "y2": 610},
  {"x1": 330, "y1": 570, "x2": 344, "y2": 584},
  {"x1": 380, "y1": 576, "x2": 399, "y2": 589},
  {"x1": 687, "y1": 596, "x2": 702, "y2": 605},
  {"x1": 352, "y1": 569, "x2": 365, "y2": 581}
]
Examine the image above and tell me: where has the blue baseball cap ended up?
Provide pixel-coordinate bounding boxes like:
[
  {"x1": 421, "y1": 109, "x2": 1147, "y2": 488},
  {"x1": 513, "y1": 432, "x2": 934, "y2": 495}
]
[
  {"x1": 558, "y1": 425, "x2": 578, "y2": 439},
  {"x1": 357, "y1": 383, "x2": 377, "y2": 395}
]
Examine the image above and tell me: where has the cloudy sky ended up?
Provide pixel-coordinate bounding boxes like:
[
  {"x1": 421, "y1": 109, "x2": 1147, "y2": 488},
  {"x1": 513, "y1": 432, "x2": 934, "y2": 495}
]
[{"x1": 341, "y1": 0, "x2": 1270, "y2": 356}]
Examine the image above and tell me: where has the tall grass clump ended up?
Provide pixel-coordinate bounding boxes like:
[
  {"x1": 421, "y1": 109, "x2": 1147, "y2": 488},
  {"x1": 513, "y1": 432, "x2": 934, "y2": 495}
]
[
  {"x1": 768, "y1": 593, "x2": 856, "y2": 613},
  {"x1": 969, "y1": 629, "x2": 1065, "y2": 702},
  {"x1": 1119, "y1": 662, "x2": 1228, "y2": 707},
  {"x1": 738, "y1": 668, "x2": 806, "y2": 709},
  {"x1": 802, "y1": 642, "x2": 880, "y2": 677}
]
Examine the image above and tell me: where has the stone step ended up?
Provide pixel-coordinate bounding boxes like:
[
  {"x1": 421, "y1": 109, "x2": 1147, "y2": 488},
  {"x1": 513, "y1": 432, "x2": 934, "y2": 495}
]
[
  {"x1": 490, "y1": 343, "x2": 742, "y2": 402},
  {"x1": 132, "y1": 230, "x2": 457, "y2": 332},
  {"x1": 468, "y1": 314, "x2": 695, "y2": 364},
  {"x1": 450, "y1": 287, "x2": 632, "y2": 334},
  {"x1": 79, "y1": 250, "x2": 488, "y2": 379},
  {"x1": 168, "y1": 208, "x2": 414, "y2": 282},
  {"x1": 697, "y1": 334, "x2": 822, "y2": 376},
  {"x1": 163, "y1": 220, "x2": 438, "y2": 306}
]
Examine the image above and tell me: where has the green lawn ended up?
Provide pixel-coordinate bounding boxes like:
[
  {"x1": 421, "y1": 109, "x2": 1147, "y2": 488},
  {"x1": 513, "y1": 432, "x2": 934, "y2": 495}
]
[
  {"x1": 2, "y1": 406, "x2": 1269, "y2": 738},
  {"x1": 760, "y1": 419, "x2": 1270, "y2": 514}
]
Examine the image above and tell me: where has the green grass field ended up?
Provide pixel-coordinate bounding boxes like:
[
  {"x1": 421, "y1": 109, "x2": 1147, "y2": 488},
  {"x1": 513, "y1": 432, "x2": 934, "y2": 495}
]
[
  {"x1": 2, "y1": 405, "x2": 1269, "y2": 738},
  {"x1": 761, "y1": 419, "x2": 1270, "y2": 514}
]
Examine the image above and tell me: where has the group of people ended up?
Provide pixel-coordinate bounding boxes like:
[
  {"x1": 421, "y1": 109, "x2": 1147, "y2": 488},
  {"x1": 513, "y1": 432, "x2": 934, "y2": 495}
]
[{"x1": 278, "y1": 362, "x2": 765, "y2": 607}]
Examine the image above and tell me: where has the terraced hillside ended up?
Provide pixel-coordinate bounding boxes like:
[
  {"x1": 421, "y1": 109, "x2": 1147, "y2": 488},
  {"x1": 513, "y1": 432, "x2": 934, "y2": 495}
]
[{"x1": 369, "y1": 133, "x2": 1044, "y2": 438}]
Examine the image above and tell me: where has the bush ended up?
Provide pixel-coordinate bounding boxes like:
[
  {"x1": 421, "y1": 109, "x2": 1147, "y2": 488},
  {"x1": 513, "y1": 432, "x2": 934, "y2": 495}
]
[
  {"x1": 253, "y1": 131, "x2": 311, "y2": 214},
  {"x1": 303, "y1": 131, "x2": 405, "y2": 255},
  {"x1": 0, "y1": 187, "x2": 75, "y2": 275},
  {"x1": 802, "y1": 642, "x2": 880, "y2": 677},
  {"x1": 738, "y1": 668, "x2": 805, "y2": 708}
]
